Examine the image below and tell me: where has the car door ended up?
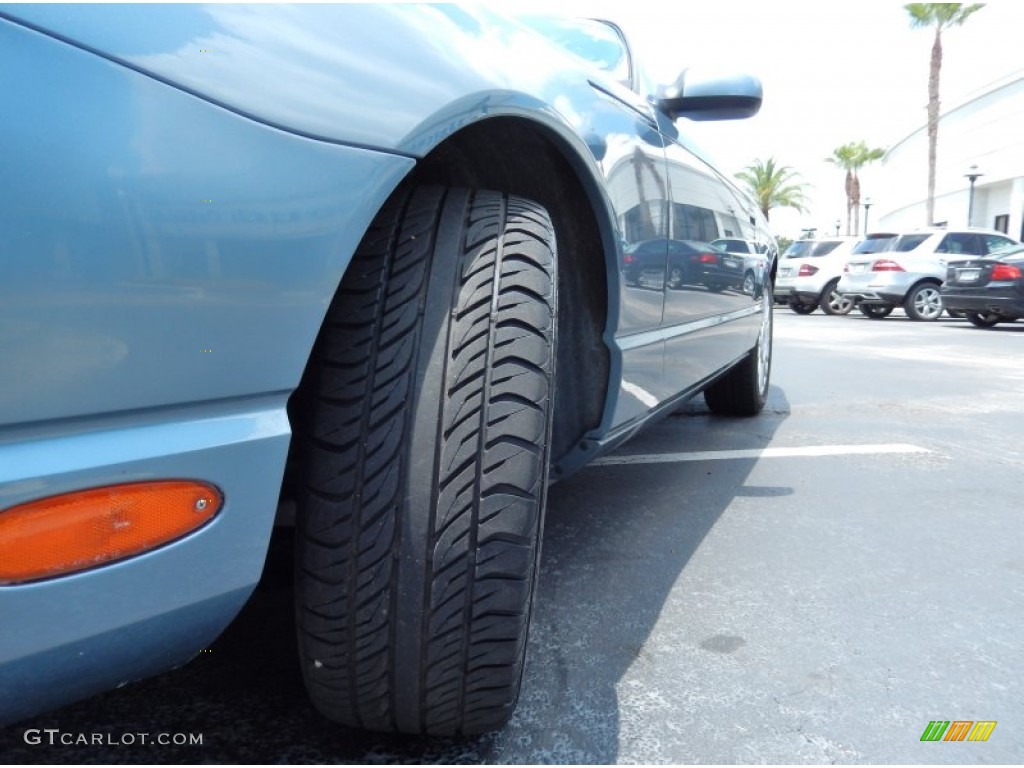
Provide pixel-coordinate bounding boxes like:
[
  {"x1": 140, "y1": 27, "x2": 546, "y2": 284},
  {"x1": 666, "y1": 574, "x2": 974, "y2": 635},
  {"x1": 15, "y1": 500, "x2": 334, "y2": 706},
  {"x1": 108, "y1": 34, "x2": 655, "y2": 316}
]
[
  {"x1": 659, "y1": 128, "x2": 770, "y2": 386},
  {"x1": 540, "y1": 17, "x2": 673, "y2": 425},
  {"x1": 597, "y1": 110, "x2": 673, "y2": 424}
]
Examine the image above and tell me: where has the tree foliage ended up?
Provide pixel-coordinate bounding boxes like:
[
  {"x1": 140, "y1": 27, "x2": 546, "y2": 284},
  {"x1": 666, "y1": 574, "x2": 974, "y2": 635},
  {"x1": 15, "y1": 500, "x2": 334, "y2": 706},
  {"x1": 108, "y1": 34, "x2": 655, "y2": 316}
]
[
  {"x1": 904, "y1": 3, "x2": 985, "y2": 225},
  {"x1": 826, "y1": 141, "x2": 886, "y2": 236},
  {"x1": 734, "y1": 157, "x2": 809, "y2": 223}
]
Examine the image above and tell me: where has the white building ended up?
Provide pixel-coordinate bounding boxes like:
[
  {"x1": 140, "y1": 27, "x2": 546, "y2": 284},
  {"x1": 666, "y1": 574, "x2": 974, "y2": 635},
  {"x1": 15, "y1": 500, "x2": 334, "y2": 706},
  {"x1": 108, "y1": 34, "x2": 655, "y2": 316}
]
[{"x1": 878, "y1": 71, "x2": 1024, "y2": 239}]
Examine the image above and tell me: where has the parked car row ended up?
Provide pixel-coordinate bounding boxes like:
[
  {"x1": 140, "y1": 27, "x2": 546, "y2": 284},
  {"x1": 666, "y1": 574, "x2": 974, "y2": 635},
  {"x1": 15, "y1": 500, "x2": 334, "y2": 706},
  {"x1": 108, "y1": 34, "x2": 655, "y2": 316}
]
[
  {"x1": 775, "y1": 228, "x2": 1022, "y2": 327},
  {"x1": 774, "y1": 233, "x2": 895, "y2": 316}
]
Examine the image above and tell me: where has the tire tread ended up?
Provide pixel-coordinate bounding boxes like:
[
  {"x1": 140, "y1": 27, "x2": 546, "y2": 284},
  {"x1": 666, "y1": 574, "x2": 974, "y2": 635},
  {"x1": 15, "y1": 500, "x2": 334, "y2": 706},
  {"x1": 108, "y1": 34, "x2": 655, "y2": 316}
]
[{"x1": 294, "y1": 187, "x2": 555, "y2": 736}]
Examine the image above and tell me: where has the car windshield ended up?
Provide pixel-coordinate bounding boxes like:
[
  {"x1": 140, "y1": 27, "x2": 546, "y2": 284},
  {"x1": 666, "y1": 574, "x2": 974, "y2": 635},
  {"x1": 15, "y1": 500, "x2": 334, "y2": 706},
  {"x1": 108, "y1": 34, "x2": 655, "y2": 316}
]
[
  {"x1": 517, "y1": 16, "x2": 629, "y2": 83},
  {"x1": 852, "y1": 235, "x2": 896, "y2": 254},
  {"x1": 782, "y1": 241, "x2": 813, "y2": 258},
  {"x1": 890, "y1": 234, "x2": 930, "y2": 252}
]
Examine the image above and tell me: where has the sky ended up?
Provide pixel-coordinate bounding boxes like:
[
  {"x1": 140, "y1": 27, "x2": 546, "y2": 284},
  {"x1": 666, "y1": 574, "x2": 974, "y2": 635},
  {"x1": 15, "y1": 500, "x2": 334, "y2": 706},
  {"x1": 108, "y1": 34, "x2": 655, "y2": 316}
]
[{"x1": 490, "y1": 1, "x2": 1024, "y2": 238}]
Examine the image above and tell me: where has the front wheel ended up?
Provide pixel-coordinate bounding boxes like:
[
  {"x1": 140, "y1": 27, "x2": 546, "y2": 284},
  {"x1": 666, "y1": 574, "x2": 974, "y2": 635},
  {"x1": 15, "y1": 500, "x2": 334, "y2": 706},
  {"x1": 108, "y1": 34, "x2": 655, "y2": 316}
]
[
  {"x1": 819, "y1": 280, "x2": 854, "y2": 315},
  {"x1": 667, "y1": 264, "x2": 685, "y2": 290},
  {"x1": 858, "y1": 303, "x2": 894, "y2": 319},
  {"x1": 742, "y1": 270, "x2": 756, "y2": 295},
  {"x1": 966, "y1": 312, "x2": 1001, "y2": 328},
  {"x1": 903, "y1": 282, "x2": 944, "y2": 321},
  {"x1": 704, "y1": 282, "x2": 772, "y2": 416},
  {"x1": 294, "y1": 186, "x2": 557, "y2": 736}
]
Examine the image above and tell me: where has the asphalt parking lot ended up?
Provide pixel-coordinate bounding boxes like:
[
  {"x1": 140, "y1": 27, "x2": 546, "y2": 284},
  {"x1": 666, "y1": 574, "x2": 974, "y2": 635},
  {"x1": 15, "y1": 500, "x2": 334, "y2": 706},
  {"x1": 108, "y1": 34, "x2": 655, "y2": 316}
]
[{"x1": 3, "y1": 308, "x2": 1022, "y2": 764}]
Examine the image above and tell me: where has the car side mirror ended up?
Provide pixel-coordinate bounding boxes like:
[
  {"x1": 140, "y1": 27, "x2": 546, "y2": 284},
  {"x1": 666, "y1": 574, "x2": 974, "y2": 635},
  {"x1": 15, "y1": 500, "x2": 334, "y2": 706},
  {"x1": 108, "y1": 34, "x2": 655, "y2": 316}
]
[{"x1": 657, "y1": 69, "x2": 763, "y2": 121}]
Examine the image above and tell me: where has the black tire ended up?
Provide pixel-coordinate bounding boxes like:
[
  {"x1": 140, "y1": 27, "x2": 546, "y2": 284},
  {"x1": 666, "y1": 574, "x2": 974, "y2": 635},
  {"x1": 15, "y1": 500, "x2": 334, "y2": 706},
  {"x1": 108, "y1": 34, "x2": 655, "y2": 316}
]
[
  {"x1": 742, "y1": 270, "x2": 755, "y2": 295},
  {"x1": 903, "y1": 282, "x2": 944, "y2": 321},
  {"x1": 858, "y1": 303, "x2": 894, "y2": 319},
  {"x1": 704, "y1": 281, "x2": 773, "y2": 416},
  {"x1": 788, "y1": 297, "x2": 817, "y2": 315},
  {"x1": 294, "y1": 186, "x2": 557, "y2": 736},
  {"x1": 966, "y1": 312, "x2": 1001, "y2": 328},
  {"x1": 818, "y1": 279, "x2": 854, "y2": 316},
  {"x1": 667, "y1": 264, "x2": 685, "y2": 290}
]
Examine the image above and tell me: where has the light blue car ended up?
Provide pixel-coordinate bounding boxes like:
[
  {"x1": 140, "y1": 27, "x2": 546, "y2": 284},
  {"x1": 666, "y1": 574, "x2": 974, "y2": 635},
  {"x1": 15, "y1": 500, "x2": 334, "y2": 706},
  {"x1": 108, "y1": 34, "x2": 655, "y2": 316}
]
[{"x1": 0, "y1": 4, "x2": 774, "y2": 735}]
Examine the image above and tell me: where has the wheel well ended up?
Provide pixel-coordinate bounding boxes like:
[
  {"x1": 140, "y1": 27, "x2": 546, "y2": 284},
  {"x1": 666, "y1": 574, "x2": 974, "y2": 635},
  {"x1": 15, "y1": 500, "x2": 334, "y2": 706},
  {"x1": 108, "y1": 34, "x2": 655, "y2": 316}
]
[
  {"x1": 283, "y1": 118, "x2": 610, "y2": 496},
  {"x1": 405, "y1": 118, "x2": 611, "y2": 464},
  {"x1": 907, "y1": 278, "x2": 942, "y2": 295}
]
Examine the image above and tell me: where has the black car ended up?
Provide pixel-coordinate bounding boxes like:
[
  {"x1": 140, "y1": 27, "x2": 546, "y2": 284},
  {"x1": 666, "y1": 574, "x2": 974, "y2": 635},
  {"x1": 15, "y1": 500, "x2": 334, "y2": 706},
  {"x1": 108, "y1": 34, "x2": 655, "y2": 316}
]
[
  {"x1": 942, "y1": 244, "x2": 1024, "y2": 327},
  {"x1": 623, "y1": 239, "x2": 745, "y2": 291}
]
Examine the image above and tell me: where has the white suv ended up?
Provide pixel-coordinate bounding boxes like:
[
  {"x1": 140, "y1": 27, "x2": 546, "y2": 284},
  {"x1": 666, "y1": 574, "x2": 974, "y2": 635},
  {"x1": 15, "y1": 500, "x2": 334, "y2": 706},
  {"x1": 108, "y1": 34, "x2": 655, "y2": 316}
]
[
  {"x1": 775, "y1": 236, "x2": 891, "y2": 315},
  {"x1": 837, "y1": 228, "x2": 1019, "y2": 320}
]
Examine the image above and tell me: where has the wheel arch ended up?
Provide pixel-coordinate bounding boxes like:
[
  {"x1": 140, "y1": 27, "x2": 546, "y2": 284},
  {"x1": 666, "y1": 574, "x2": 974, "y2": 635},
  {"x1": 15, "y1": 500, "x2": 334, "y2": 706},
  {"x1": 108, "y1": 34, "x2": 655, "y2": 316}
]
[
  {"x1": 818, "y1": 276, "x2": 840, "y2": 299},
  {"x1": 283, "y1": 118, "x2": 614, "y2": 503},
  {"x1": 401, "y1": 117, "x2": 614, "y2": 465},
  {"x1": 905, "y1": 277, "x2": 945, "y2": 304}
]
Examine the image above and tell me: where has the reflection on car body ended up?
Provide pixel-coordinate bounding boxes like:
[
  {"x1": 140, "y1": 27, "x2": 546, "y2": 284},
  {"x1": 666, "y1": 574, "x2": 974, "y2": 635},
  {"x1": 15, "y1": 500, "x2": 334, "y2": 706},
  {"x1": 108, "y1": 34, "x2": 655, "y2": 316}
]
[{"x1": 623, "y1": 238, "x2": 744, "y2": 293}]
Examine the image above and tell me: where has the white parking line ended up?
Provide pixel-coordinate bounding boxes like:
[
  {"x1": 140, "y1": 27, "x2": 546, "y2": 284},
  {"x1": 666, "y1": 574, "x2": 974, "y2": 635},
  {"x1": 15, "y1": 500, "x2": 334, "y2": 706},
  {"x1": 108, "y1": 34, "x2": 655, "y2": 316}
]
[{"x1": 591, "y1": 443, "x2": 930, "y2": 466}]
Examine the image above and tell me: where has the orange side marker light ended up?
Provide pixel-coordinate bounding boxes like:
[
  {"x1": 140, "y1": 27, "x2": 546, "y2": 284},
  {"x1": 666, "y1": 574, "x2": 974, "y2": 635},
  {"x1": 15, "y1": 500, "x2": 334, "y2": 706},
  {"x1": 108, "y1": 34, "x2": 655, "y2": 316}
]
[{"x1": 0, "y1": 481, "x2": 222, "y2": 584}]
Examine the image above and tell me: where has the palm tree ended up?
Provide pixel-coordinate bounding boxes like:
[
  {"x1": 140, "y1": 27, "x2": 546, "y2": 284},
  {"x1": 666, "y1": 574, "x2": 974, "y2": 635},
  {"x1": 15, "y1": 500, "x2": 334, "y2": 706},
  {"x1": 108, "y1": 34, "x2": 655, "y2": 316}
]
[
  {"x1": 905, "y1": 3, "x2": 985, "y2": 225},
  {"x1": 734, "y1": 157, "x2": 808, "y2": 223},
  {"x1": 826, "y1": 141, "x2": 885, "y2": 235}
]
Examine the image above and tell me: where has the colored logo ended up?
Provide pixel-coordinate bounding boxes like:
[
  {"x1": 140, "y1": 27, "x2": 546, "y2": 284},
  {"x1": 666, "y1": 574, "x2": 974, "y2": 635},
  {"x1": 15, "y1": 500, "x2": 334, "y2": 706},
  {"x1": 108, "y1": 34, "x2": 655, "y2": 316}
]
[{"x1": 920, "y1": 720, "x2": 997, "y2": 742}]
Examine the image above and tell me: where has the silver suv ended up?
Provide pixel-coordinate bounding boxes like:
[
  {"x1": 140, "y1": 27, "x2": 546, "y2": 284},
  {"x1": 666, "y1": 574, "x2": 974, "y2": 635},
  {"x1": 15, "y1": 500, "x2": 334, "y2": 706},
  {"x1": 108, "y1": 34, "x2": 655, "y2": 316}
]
[
  {"x1": 837, "y1": 228, "x2": 1019, "y2": 320},
  {"x1": 775, "y1": 235, "x2": 894, "y2": 315}
]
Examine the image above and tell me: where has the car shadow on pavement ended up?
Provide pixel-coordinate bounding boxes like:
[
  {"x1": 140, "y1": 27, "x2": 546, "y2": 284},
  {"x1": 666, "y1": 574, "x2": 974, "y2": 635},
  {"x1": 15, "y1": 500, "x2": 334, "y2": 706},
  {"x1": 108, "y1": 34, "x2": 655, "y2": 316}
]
[
  {"x1": 942, "y1": 322, "x2": 1024, "y2": 333},
  {"x1": 493, "y1": 386, "x2": 792, "y2": 762},
  {"x1": 2, "y1": 387, "x2": 790, "y2": 764}
]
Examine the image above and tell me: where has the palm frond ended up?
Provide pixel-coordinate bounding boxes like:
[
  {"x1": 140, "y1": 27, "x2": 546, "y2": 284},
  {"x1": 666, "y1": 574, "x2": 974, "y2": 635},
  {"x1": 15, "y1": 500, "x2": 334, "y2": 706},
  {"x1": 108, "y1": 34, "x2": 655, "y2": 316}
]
[{"x1": 735, "y1": 157, "x2": 809, "y2": 221}]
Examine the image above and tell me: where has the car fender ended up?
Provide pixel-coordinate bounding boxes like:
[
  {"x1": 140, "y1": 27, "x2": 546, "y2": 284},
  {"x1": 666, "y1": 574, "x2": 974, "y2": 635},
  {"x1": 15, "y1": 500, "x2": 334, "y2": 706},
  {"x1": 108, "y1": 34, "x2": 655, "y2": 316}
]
[
  {"x1": 0, "y1": 2, "x2": 628, "y2": 345},
  {"x1": 0, "y1": 4, "x2": 623, "y2": 164}
]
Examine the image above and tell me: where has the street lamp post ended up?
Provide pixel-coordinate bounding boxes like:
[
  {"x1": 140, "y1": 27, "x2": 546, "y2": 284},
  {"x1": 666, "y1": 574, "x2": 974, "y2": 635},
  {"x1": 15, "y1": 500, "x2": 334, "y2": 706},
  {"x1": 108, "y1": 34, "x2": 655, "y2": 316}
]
[
  {"x1": 863, "y1": 197, "x2": 873, "y2": 235},
  {"x1": 834, "y1": 219, "x2": 841, "y2": 236},
  {"x1": 965, "y1": 165, "x2": 983, "y2": 227}
]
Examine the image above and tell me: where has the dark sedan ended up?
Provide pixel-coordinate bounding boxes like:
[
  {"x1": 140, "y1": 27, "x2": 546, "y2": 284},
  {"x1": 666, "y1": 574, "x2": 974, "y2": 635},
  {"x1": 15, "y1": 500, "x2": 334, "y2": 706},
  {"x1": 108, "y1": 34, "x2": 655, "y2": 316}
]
[
  {"x1": 623, "y1": 239, "x2": 745, "y2": 291},
  {"x1": 680, "y1": 239, "x2": 746, "y2": 292},
  {"x1": 942, "y1": 245, "x2": 1024, "y2": 327}
]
